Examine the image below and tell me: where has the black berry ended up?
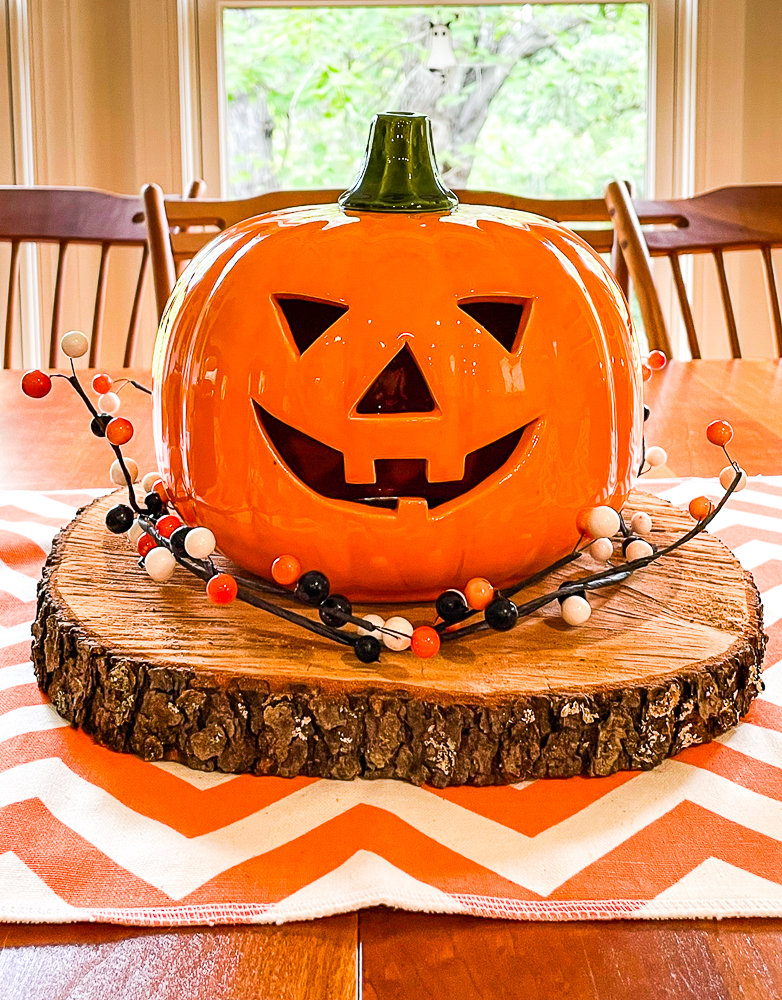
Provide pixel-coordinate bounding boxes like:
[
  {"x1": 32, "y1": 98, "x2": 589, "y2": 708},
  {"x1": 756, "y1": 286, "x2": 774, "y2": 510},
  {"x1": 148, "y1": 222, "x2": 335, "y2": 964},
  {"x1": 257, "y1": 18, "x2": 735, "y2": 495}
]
[
  {"x1": 169, "y1": 524, "x2": 190, "y2": 557},
  {"x1": 557, "y1": 588, "x2": 586, "y2": 606},
  {"x1": 484, "y1": 597, "x2": 518, "y2": 632},
  {"x1": 643, "y1": 404, "x2": 651, "y2": 422},
  {"x1": 435, "y1": 588, "x2": 468, "y2": 624},
  {"x1": 105, "y1": 503, "x2": 134, "y2": 534},
  {"x1": 90, "y1": 414, "x2": 112, "y2": 437},
  {"x1": 144, "y1": 491, "x2": 165, "y2": 516},
  {"x1": 319, "y1": 594, "x2": 352, "y2": 628},
  {"x1": 354, "y1": 635, "x2": 381, "y2": 663},
  {"x1": 295, "y1": 570, "x2": 330, "y2": 605}
]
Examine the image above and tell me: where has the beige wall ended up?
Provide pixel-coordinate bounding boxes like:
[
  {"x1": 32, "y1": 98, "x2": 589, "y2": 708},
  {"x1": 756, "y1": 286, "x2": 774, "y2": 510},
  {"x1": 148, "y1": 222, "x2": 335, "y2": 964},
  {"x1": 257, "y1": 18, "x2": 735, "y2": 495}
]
[
  {"x1": 25, "y1": 0, "x2": 181, "y2": 367},
  {"x1": 693, "y1": 0, "x2": 782, "y2": 357},
  {"x1": 11, "y1": 0, "x2": 782, "y2": 362}
]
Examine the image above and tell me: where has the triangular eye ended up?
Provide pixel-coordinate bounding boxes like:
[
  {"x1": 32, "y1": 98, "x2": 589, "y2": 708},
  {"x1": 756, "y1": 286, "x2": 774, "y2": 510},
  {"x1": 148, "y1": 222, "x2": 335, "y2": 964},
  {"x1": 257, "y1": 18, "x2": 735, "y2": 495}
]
[
  {"x1": 274, "y1": 295, "x2": 348, "y2": 355},
  {"x1": 356, "y1": 344, "x2": 436, "y2": 414},
  {"x1": 458, "y1": 297, "x2": 532, "y2": 352}
]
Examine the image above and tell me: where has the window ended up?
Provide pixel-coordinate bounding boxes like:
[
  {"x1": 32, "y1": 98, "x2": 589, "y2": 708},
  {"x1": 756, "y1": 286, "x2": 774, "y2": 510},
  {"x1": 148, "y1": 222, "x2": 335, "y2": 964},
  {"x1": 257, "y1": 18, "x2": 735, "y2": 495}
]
[
  {"x1": 192, "y1": 0, "x2": 689, "y2": 205},
  {"x1": 219, "y1": 4, "x2": 649, "y2": 199}
]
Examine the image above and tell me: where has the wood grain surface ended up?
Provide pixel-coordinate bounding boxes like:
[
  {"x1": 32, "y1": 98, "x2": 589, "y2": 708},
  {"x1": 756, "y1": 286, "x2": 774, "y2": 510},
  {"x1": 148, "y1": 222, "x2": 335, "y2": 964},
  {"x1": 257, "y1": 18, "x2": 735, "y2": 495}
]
[
  {"x1": 44, "y1": 491, "x2": 759, "y2": 696},
  {"x1": 35, "y1": 489, "x2": 764, "y2": 784},
  {"x1": 2, "y1": 360, "x2": 782, "y2": 998},
  {"x1": 0, "y1": 915, "x2": 357, "y2": 1000},
  {"x1": 360, "y1": 909, "x2": 782, "y2": 1000}
]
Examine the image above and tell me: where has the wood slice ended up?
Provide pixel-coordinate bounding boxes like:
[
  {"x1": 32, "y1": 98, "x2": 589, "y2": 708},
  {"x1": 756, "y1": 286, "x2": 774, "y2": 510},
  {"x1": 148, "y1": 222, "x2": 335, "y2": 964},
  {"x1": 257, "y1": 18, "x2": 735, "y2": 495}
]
[{"x1": 32, "y1": 490, "x2": 766, "y2": 787}]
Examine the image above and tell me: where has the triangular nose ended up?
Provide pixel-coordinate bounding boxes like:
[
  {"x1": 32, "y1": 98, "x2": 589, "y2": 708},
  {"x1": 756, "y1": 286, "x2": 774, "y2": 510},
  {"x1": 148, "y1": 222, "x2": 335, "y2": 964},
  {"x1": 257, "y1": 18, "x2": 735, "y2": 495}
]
[{"x1": 356, "y1": 344, "x2": 436, "y2": 414}]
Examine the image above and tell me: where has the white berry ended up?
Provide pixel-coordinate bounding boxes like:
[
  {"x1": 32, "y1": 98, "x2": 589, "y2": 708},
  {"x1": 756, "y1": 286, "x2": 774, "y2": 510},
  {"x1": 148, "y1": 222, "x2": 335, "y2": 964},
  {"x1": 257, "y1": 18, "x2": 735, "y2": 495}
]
[
  {"x1": 719, "y1": 465, "x2": 747, "y2": 491},
  {"x1": 583, "y1": 506, "x2": 620, "y2": 539},
  {"x1": 382, "y1": 616, "x2": 413, "y2": 651},
  {"x1": 127, "y1": 518, "x2": 144, "y2": 544},
  {"x1": 98, "y1": 391, "x2": 121, "y2": 414},
  {"x1": 184, "y1": 526, "x2": 216, "y2": 559},
  {"x1": 141, "y1": 471, "x2": 161, "y2": 493},
  {"x1": 625, "y1": 539, "x2": 654, "y2": 561},
  {"x1": 357, "y1": 613, "x2": 385, "y2": 637},
  {"x1": 60, "y1": 330, "x2": 89, "y2": 358},
  {"x1": 144, "y1": 546, "x2": 176, "y2": 582},
  {"x1": 561, "y1": 595, "x2": 591, "y2": 626},
  {"x1": 645, "y1": 445, "x2": 667, "y2": 467},
  {"x1": 589, "y1": 537, "x2": 613, "y2": 562},
  {"x1": 110, "y1": 457, "x2": 138, "y2": 486},
  {"x1": 630, "y1": 511, "x2": 652, "y2": 535}
]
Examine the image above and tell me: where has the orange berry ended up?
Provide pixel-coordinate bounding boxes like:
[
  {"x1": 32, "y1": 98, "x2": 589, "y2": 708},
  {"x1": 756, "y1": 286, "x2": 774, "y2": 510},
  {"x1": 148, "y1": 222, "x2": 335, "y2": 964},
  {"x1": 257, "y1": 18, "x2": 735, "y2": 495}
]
[
  {"x1": 689, "y1": 496, "x2": 715, "y2": 521},
  {"x1": 151, "y1": 478, "x2": 169, "y2": 502},
  {"x1": 92, "y1": 373, "x2": 113, "y2": 394},
  {"x1": 647, "y1": 350, "x2": 667, "y2": 370},
  {"x1": 411, "y1": 626, "x2": 440, "y2": 659},
  {"x1": 464, "y1": 577, "x2": 494, "y2": 611},
  {"x1": 641, "y1": 363, "x2": 653, "y2": 382},
  {"x1": 706, "y1": 420, "x2": 734, "y2": 447},
  {"x1": 206, "y1": 573, "x2": 238, "y2": 604},
  {"x1": 106, "y1": 417, "x2": 133, "y2": 445},
  {"x1": 271, "y1": 554, "x2": 301, "y2": 586}
]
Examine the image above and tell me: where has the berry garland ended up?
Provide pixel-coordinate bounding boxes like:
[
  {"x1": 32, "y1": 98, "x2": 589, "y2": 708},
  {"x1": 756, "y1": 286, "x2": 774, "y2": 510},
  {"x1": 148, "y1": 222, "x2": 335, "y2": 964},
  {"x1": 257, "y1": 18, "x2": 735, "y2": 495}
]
[{"x1": 22, "y1": 335, "x2": 748, "y2": 664}]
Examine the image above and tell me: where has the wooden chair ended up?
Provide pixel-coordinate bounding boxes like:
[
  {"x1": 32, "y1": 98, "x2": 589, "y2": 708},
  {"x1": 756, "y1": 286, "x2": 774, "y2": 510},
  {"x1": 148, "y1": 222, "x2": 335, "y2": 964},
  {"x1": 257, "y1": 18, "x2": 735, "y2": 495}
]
[
  {"x1": 605, "y1": 179, "x2": 782, "y2": 358},
  {"x1": 1, "y1": 179, "x2": 205, "y2": 369},
  {"x1": 143, "y1": 184, "x2": 626, "y2": 321}
]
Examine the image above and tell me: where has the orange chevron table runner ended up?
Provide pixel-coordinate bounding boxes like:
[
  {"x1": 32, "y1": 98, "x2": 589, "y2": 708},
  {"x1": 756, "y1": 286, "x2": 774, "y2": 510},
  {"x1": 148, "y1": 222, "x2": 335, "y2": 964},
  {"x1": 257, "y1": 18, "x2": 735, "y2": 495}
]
[{"x1": 2, "y1": 480, "x2": 782, "y2": 926}]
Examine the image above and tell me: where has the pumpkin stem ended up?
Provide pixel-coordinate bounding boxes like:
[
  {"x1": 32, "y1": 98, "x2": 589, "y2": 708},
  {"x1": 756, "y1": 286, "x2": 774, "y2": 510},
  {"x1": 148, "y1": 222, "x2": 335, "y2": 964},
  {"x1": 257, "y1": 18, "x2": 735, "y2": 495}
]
[{"x1": 339, "y1": 113, "x2": 458, "y2": 214}]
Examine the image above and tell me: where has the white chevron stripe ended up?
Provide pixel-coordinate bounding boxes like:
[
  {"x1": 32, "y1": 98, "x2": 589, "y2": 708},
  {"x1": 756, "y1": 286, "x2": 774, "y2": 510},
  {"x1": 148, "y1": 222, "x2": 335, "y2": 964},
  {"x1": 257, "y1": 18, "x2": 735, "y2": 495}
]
[
  {"x1": 733, "y1": 489, "x2": 782, "y2": 512},
  {"x1": 0, "y1": 492, "x2": 77, "y2": 519},
  {"x1": 0, "y1": 757, "x2": 779, "y2": 899},
  {"x1": 732, "y1": 540, "x2": 782, "y2": 571},
  {"x1": 636, "y1": 857, "x2": 782, "y2": 917},
  {"x1": 262, "y1": 850, "x2": 466, "y2": 922},
  {"x1": 0, "y1": 560, "x2": 38, "y2": 602},
  {"x1": 0, "y1": 519, "x2": 59, "y2": 552},
  {"x1": 0, "y1": 851, "x2": 81, "y2": 921},
  {"x1": 0, "y1": 704, "x2": 68, "y2": 743},
  {"x1": 0, "y1": 661, "x2": 35, "y2": 691},
  {"x1": 651, "y1": 478, "x2": 782, "y2": 504},
  {"x1": 651, "y1": 480, "x2": 726, "y2": 504},
  {"x1": 709, "y1": 509, "x2": 782, "y2": 536},
  {"x1": 0, "y1": 620, "x2": 32, "y2": 649},
  {"x1": 761, "y1": 584, "x2": 782, "y2": 627},
  {"x1": 150, "y1": 760, "x2": 239, "y2": 788},
  {"x1": 716, "y1": 722, "x2": 782, "y2": 768},
  {"x1": 760, "y1": 661, "x2": 782, "y2": 706}
]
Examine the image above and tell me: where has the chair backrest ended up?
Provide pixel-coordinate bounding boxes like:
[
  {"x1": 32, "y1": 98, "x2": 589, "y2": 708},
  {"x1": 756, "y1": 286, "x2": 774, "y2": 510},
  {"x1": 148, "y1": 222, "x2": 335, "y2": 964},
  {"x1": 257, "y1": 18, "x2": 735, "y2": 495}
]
[
  {"x1": 143, "y1": 184, "x2": 625, "y2": 321},
  {"x1": 605, "y1": 179, "x2": 782, "y2": 359},
  {"x1": 1, "y1": 180, "x2": 205, "y2": 369}
]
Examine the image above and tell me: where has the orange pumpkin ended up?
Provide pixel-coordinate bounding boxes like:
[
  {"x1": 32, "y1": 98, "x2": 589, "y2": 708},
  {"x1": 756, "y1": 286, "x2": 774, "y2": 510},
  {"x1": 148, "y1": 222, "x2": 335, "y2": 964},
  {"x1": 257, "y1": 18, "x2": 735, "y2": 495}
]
[{"x1": 153, "y1": 114, "x2": 642, "y2": 601}]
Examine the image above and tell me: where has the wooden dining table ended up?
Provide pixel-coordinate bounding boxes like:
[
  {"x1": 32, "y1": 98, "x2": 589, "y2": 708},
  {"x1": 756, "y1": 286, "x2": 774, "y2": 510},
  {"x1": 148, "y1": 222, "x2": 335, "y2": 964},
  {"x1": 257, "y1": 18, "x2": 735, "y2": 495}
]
[{"x1": 2, "y1": 358, "x2": 782, "y2": 1000}]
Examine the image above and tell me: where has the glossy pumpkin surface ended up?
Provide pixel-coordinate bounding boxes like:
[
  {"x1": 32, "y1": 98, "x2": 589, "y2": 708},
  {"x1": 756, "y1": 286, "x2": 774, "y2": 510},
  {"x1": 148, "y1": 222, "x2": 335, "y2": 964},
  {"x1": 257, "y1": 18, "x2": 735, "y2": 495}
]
[{"x1": 153, "y1": 203, "x2": 642, "y2": 600}]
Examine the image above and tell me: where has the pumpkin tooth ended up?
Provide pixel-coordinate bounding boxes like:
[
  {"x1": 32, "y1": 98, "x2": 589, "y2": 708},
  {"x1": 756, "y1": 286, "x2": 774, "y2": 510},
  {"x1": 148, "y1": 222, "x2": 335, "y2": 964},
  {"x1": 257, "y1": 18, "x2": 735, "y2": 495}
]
[
  {"x1": 342, "y1": 453, "x2": 377, "y2": 485},
  {"x1": 395, "y1": 498, "x2": 430, "y2": 522},
  {"x1": 426, "y1": 455, "x2": 466, "y2": 484}
]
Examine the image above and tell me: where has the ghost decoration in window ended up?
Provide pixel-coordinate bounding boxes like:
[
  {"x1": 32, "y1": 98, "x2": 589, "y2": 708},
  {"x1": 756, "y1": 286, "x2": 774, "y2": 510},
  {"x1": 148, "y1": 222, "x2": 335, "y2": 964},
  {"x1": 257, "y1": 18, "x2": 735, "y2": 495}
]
[{"x1": 426, "y1": 22, "x2": 457, "y2": 72}]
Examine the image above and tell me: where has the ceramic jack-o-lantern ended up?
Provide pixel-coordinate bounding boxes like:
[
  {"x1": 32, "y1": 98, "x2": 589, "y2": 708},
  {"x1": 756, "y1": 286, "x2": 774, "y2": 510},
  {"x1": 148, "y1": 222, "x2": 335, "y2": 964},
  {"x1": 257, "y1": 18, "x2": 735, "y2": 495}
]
[{"x1": 153, "y1": 112, "x2": 643, "y2": 601}]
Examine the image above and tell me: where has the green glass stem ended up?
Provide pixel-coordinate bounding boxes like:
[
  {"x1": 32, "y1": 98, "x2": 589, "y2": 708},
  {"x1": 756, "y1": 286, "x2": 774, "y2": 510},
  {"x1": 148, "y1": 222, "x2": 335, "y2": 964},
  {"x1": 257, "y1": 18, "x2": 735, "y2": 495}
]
[{"x1": 339, "y1": 112, "x2": 458, "y2": 214}]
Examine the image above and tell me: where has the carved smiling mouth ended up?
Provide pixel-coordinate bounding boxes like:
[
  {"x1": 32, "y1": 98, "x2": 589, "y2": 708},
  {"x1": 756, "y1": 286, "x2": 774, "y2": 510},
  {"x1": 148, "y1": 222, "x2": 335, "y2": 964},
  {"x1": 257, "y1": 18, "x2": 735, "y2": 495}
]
[{"x1": 253, "y1": 401, "x2": 535, "y2": 511}]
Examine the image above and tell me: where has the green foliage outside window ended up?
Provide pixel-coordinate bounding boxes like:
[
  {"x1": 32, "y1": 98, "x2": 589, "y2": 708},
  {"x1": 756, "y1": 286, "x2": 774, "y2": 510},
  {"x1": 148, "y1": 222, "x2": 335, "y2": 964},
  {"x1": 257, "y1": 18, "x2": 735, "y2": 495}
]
[{"x1": 223, "y1": 4, "x2": 647, "y2": 199}]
